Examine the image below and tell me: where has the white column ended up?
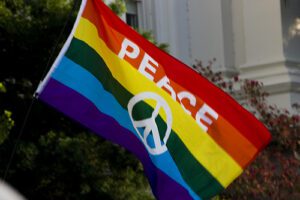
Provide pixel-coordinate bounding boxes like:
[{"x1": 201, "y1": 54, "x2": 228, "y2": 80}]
[
  {"x1": 187, "y1": 0, "x2": 237, "y2": 75},
  {"x1": 240, "y1": 0, "x2": 285, "y2": 68},
  {"x1": 237, "y1": 0, "x2": 300, "y2": 109},
  {"x1": 151, "y1": 0, "x2": 191, "y2": 65}
]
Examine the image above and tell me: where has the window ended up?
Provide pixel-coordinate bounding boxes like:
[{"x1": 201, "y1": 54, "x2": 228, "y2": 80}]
[
  {"x1": 280, "y1": 0, "x2": 300, "y2": 60},
  {"x1": 126, "y1": 13, "x2": 138, "y2": 28},
  {"x1": 125, "y1": 0, "x2": 139, "y2": 28}
]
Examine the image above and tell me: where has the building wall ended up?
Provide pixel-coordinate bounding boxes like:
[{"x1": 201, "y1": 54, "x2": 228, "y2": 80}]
[
  {"x1": 137, "y1": 0, "x2": 191, "y2": 65},
  {"x1": 188, "y1": 0, "x2": 225, "y2": 68}
]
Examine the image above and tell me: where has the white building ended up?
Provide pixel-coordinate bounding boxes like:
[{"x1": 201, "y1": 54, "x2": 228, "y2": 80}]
[{"x1": 109, "y1": 0, "x2": 300, "y2": 109}]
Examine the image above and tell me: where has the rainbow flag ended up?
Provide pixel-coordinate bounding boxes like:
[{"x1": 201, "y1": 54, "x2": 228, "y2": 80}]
[{"x1": 36, "y1": 0, "x2": 271, "y2": 199}]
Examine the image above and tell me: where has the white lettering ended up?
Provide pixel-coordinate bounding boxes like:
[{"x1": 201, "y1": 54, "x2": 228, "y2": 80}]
[
  {"x1": 196, "y1": 104, "x2": 218, "y2": 132},
  {"x1": 138, "y1": 53, "x2": 158, "y2": 81},
  {"x1": 118, "y1": 38, "x2": 140, "y2": 60},
  {"x1": 177, "y1": 91, "x2": 196, "y2": 115},
  {"x1": 157, "y1": 76, "x2": 176, "y2": 100}
]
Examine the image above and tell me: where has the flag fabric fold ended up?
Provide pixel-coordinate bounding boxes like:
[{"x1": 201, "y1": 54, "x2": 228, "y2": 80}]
[{"x1": 36, "y1": 0, "x2": 271, "y2": 199}]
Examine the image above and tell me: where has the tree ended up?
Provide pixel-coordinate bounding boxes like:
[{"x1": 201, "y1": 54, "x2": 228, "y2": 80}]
[
  {"x1": 0, "y1": 0, "x2": 154, "y2": 199},
  {"x1": 0, "y1": 83, "x2": 14, "y2": 145},
  {"x1": 193, "y1": 60, "x2": 300, "y2": 199},
  {"x1": 107, "y1": 0, "x2": 126, "y2": 16}
]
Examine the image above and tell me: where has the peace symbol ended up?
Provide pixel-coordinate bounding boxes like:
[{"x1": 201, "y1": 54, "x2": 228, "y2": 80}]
[{"x1": 128, "y1": 92, "x2": 173, "y2": 155}]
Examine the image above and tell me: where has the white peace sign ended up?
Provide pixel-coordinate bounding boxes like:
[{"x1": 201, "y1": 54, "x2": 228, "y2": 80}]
[{"x1": 128, "y1": 92, "x2": 172, "y2": 155}]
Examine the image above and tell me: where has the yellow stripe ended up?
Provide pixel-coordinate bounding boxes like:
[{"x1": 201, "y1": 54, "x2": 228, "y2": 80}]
[{"x1": 74, "y1": 17, "x2": 242, "y2": 187}]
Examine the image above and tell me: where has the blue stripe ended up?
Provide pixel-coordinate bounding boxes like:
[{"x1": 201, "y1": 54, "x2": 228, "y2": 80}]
[{"x1": 51, "y1": 56, "x2": 200, "y2": 200}]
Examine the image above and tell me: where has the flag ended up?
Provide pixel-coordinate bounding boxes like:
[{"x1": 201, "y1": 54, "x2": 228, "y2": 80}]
[{"x1": 36, "y1": 0, "x2": 271, "y2": 199}]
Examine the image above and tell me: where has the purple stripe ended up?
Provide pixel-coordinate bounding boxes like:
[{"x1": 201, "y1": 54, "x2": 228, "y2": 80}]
[{"x1": 39, "y1": 78, "x2": 193, "y2": 200}]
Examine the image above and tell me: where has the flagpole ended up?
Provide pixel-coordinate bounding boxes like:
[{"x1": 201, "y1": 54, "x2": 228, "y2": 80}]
[{"x1": 35, "y1": 0, "x2": 88, "y2": 97}]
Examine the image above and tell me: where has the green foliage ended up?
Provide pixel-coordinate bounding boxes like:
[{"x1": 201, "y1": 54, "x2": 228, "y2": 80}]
[
  {"x1": 108, "y1": 0, "x2": 126, "y2": 16},
  {"x1": 0, "y1": 110, "x2": 14, "y2": 145},
  {"x1": 138, "y1": 30, "x2": 169, "y2": 52},
  {"x1": 193, "y1": 60, "x2": 300, "y2": 199},
  {"x1": 0, "y1": 0, "x2": 153, "y2": 199},
  {"x1": 0, "y1": 82, "x2": 6, "y2": 93},
  {"x1": 0, "y1": 0, "x2": 76, "y2": 82},
  {"x1": 0, "y1": 82, "x2": 14, "y2": 144},
  {"x1": 9, "y1": 131, "x2": 153, "y2": 200}
]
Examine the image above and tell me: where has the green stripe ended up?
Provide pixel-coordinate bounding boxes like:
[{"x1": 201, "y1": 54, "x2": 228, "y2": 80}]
[
  {"x1": 168, "y1": 132, "x2": 224, "y2": 198},
  {"x1": 65, "y1": 37, "x2": 224, "y2": 198}
]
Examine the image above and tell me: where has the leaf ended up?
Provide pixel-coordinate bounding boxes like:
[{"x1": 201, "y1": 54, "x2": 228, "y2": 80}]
[{"x1": 0, "y1": 82, "x2": 6, "y2": 93}]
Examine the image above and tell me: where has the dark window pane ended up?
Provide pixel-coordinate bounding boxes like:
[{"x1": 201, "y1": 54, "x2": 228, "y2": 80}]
[{"x1": 126, "y1": 13, "x2": 138, "y2": 28}]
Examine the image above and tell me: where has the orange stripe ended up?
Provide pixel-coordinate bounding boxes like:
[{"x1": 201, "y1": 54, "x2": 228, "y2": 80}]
[
  {"x1": 81, "y1": 0, "x2": 258, "y2": 168},
  {"x1": 208, "y1": 117, "x2": 258, "y2": 168}
]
